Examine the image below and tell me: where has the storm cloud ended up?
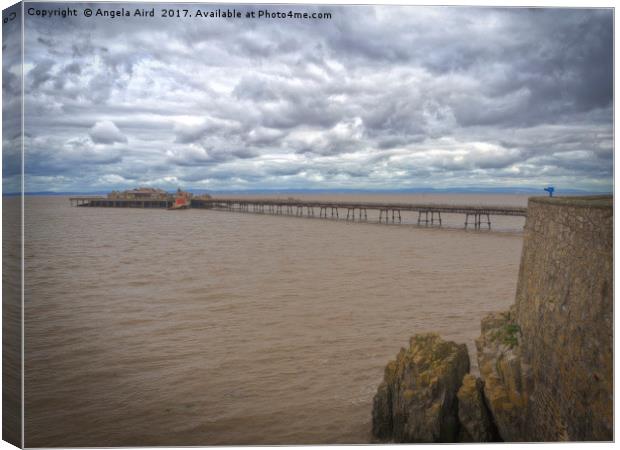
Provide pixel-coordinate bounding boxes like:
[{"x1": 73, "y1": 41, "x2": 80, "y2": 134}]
[{"x1": 13, "y1": 3, "x2": 613, "y2": 193}]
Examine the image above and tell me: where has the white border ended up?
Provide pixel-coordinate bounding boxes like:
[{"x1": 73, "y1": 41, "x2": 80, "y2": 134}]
[{"x1": 0, "y1": 1, "x2": 616, "y2": 450}]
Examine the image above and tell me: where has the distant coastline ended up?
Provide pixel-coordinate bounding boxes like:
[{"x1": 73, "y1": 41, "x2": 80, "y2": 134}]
[{"x1": 4, "y1": 187, "x2": 612, "y2": 197}]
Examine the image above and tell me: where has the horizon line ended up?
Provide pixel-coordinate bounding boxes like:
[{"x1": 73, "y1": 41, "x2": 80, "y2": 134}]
[{"x1": 3, "y1": 186, "x2": 613, "y2": 196}]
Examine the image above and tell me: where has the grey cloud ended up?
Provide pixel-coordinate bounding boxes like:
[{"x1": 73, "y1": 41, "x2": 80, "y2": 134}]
[
  {"x1": 89, "y1": 121, "x2": 128, "y2": 144},
  {"x1": 233, "y1": 77, "x2": 279, "y2": 102},
  {"x1": 174, "y1": 118, "x2": 244, "y2": 144},
  {"x1": 24, "y1": 135, "x2": 123, "y2": 178},
  {"x1": 166, "y1": 145, "x2": 258, "y2": 167},
  {"x1": 243, "y1": 127, "x2": 287, "y2": 146},
  {"x1": 29, "y1": 59, "x2": 55, "y2": 89},
  {"x1": 261, "y1": 98, "x2": 342, "y2": 130},
  {"x1": 265, "y1": 165, "x2": 305, "y2": 177},
  {"x1": 64, "y1": 62, "x2": 82, "y2": 75}
]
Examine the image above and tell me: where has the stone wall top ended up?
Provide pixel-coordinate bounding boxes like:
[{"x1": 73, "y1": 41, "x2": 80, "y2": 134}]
[{"x1": 528, "y1": 195, "x2": 612, "y2": 209}]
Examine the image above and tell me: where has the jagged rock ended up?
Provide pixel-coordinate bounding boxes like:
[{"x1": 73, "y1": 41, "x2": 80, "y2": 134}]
[
  {"x1": 372, "y1": 333, "x2": 469, "y2": 443},
  {"x1": 457, "y1": 374, "x2": 500, "y2": 442},
  {"x1": 475, "y1": 309, "x2": 529, "y2": 442}
]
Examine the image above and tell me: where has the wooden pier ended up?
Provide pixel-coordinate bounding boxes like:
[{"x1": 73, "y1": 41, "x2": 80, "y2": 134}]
[
  {"x1": 191, "y1": 198, "x2": 527, "y2": 230},
  {"x1": 70, "y1": 196, "x2": 527, "y2": 229}
]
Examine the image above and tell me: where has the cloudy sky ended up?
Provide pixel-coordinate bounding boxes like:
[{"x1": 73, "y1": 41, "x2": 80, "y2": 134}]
[{"x1": 6, "y1": 3, "x2": 614, "y2": 192}]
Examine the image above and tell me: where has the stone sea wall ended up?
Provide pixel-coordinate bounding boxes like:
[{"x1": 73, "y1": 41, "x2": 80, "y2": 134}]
[
  {"x1": 513, "y1": 196, "x2": 613, "y2": 440},
  {"x1": 372, "y1": 196, "x2": 613, "y2": 443}
]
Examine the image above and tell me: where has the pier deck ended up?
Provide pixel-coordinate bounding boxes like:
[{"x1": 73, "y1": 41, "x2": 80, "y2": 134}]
[
  {"x1": 69, "y1": 197, "x2": 527, "y2": 229},
  {"x1": 192, "y1": 198, "x2": 527, "y2": 229},
  {"x1": 70, "y1": 196, "x2": 527, "y2": 229}
]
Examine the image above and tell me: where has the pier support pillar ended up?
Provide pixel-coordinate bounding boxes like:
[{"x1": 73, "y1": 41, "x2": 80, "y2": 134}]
[
  {"x1": 380, "y1": 209, "x2": 390, "y2": 223},
  {"x1": 465, "y1": 213, "x2": 491, "y2": 230},
  {"x1": 417, "y1": 211, "x2": 430, "y2": 226},
  {"x1": 465, "y1": 213, "x2": 472, "y2": 229}
]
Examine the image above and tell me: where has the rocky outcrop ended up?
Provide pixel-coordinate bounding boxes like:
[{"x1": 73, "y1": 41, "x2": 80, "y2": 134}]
[
  {"x1": 475, "y1": 309, "x2": 528, "y2": 441},
  {"x1": 372, "y1": 333, "x2": 469, "y2": 442},
  {"x1": 372, "y1": 195, "x2": 612, "y2": 443},
  {"x1": 457, "y1": 374, "x2": 499, "y2": 442}
]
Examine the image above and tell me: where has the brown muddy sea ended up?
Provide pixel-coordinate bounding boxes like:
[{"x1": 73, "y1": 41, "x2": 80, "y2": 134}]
[{"x1": 22, "y1": 193, "x2": 526, "y2": 446}]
